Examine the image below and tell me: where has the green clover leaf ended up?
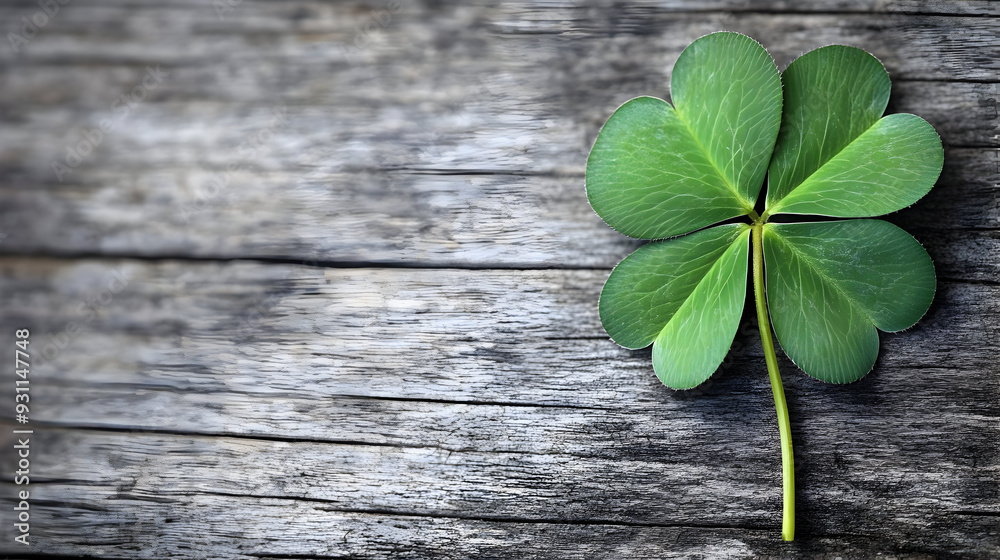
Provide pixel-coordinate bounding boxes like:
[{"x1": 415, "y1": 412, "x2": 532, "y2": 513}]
[
  {"x1": 585, "y1": 32, "x2": 942, "y2": 541},
  {"x1": 587, "y1": 32, "x2": 782, "y2": 239},
  {"x1": 599, "y1": 223, "x2": 751, "y2": 389},
  {"x1": 763, "y1": 220, "x2": 936, "y2": 384}
]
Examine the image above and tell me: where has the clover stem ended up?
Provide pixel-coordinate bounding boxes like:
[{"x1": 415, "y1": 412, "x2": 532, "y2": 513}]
[{"x1": 752, "y1": 221, "x2": 795, "y2": 542}]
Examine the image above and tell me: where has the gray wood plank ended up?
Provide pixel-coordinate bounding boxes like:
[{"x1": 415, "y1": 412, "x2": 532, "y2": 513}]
[
  {"x1": 9, "y1": 489, "x2": 998, "y2": 559},
  {"x1": 1, "y1": 408, "x2": 995, "y2": 558},
  {"x1": 0, "y1": 259, "x2": 995, "y2": 558},
  {"x1": 1, "y1": 5, "x2": 998, "y2": 81},
  {"x1": 1, "y1": 9, "x2": 997, "y2": 264},
  {"x1": 0, "y1": 149, "x2": 995, "y2": 269},
  {"x1": 0, "y1": 260, "x2": 994, "y2": 404}
]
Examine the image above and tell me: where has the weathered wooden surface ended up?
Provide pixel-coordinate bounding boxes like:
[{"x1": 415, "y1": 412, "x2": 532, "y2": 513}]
[{"x1": 0, "y1": 1, "x2": 997, "y2": 558}]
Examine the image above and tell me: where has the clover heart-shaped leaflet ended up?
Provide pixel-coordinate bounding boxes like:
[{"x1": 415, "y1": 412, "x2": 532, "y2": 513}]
[
  {"x1": 585, "y1": 32, "x2": 942, "y2": 541},
  {"x1": 588, "y1": 32, "x2": 782, "y2": 388}
]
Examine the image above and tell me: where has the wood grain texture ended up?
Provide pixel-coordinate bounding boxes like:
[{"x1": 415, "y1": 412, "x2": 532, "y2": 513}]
[
  {"x1": 0, "y1": 0, "x2": 997, "y2": 558},
  {"x1": 0, "y1": 260, "x2": 997, "y2": 558}
]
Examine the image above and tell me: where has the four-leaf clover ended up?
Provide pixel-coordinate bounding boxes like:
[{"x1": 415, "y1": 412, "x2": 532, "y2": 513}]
[{"x1": 585, "y1": 32, "x2": 942, "y2": 540}]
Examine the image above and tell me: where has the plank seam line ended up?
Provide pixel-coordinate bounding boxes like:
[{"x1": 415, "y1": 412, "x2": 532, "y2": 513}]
[
  {"x1": 193, "y1": 490, "x2": 779, "y2": 531},
  {"x1": 0, "y1": 74, "x2": 996, "y2": 86},
  {"x1": 908, "y1": 226, "x2": 1000, "y2": 233},
  {"x1": 947, "y1": 510, "x2": 1000, "y2": 516},
  {"x1": 6, "y1": 423, "x2": 633, "y2": 459},
  {"x1": 5, "y1": 422, "x2": 463, "y2": 451},
  {"x1": 0, "y1": 251, "x2": 613, "y2": 271},
  {"x1": 0, "y1": 555, "x2": 120, "y2": 560},
  {"x1": 247, "y1": 552, "x2": 350, "y2": 560},
  {"x1": 937, "y1": 276, "x2": 1000, "y2": 286},
  {"x1": 2, "y1": 253, "x2": 1000, "y2": 281},
  {"x1": 0, "y1": 7, "x2": 992, "y2": 18},
  {"x1": 0, "y1": 383, "x2": 614, "y2": 410},
  {"x1": 5, "y1": 151, "x2": 1000, "y2": 178}
]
